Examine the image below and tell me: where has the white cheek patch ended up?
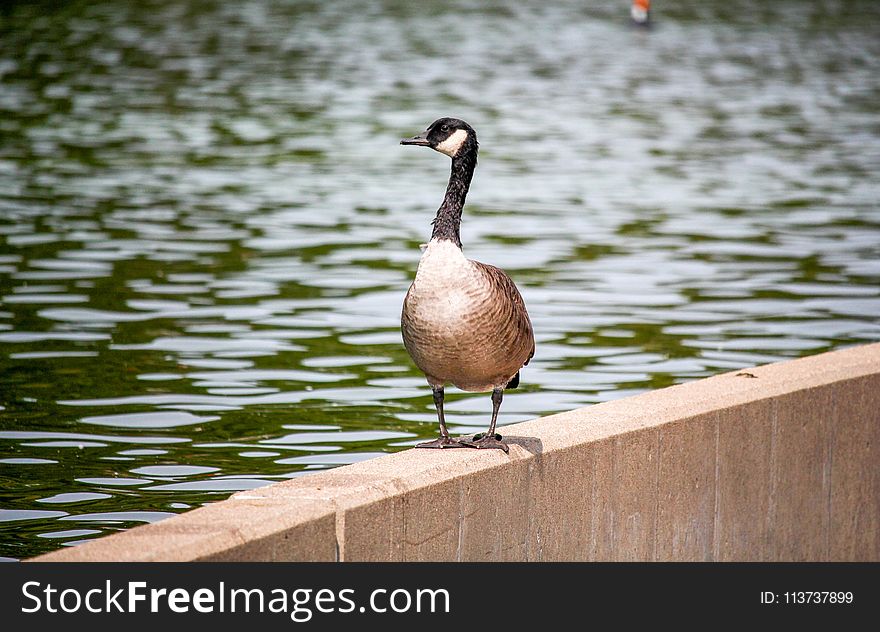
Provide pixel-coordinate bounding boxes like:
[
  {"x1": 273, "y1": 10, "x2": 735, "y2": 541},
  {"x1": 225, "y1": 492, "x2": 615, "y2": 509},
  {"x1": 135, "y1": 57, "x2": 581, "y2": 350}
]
[{"x1": 434, "y1": 129, "x2": 469, "y2": 157}]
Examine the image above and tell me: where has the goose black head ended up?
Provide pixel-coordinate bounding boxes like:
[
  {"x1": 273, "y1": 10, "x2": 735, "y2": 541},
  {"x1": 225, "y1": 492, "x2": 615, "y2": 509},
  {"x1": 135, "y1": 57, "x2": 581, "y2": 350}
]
[{"x1": 400, "y1": 117, "x2": 477, "y2": 158}]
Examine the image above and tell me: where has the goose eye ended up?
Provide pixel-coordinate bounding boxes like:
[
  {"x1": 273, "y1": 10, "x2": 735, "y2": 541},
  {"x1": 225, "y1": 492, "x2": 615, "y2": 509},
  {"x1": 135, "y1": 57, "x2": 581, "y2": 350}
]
[{"x1": 441, "y1": 124, "x2": 449, "y2": 132}]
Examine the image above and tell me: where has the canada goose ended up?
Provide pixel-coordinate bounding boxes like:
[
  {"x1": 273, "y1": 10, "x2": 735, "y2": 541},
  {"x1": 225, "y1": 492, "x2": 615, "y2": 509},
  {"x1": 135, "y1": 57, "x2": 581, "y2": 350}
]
[{"x1": 400, "y1": 118, "x2": 535, "y2": 453}]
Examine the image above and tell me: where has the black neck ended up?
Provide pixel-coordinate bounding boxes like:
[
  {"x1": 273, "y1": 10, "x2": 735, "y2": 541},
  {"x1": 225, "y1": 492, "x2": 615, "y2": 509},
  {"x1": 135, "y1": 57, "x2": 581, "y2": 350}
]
[{"x1": 431, "y1": 143, "x2": 477, "y2": 249}]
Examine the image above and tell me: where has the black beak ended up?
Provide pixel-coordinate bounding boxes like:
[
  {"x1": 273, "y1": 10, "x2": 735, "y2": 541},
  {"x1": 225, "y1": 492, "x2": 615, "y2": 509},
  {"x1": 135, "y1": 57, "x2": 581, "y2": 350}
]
[{"x1": 400, "y1": 131, "x2": 430, "y2": 146}]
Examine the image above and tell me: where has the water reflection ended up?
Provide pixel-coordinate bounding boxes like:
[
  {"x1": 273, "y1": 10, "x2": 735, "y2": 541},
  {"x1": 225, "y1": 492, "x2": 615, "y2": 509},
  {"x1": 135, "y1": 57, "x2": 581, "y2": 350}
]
[{"x1": 1, "y1": 0, "x2": 879, "y2": 559}]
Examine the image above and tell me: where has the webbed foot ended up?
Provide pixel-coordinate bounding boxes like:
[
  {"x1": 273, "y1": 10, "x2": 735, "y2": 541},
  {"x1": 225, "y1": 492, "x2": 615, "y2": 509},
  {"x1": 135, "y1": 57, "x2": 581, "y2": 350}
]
[
  {"x1": 460, "y1": 433, "x2": 509, "y2": 453},
  {"x1": 415, "y1": 436, "x2": 469, "y2": 449}
]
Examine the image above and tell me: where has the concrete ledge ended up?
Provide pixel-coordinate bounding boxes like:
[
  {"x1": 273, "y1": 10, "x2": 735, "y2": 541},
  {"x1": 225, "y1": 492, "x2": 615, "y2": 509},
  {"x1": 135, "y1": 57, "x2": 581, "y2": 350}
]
[{"x1": 32, "y1": 343, "x2": 880, "y2": 561}]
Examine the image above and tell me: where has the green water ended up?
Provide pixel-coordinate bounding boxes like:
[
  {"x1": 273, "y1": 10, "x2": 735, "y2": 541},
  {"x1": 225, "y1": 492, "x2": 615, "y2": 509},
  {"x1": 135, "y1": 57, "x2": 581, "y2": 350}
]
[{"x1": 1, "y1": 0, "x2": 879, "y2": 560}]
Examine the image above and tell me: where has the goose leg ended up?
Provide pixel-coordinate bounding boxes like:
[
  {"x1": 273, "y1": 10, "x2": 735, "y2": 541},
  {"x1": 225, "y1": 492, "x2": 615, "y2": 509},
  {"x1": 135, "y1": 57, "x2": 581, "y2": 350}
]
[
  {"x1": 416, "y1": 386, "x2": 468, "y2": 449},
  {"x1": 462, "y1": 387, "x2": 508, "y2": 453}
]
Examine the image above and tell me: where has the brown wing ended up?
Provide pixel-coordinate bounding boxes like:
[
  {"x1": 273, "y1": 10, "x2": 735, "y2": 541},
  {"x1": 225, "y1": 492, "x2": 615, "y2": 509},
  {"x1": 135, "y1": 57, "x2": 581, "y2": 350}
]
[{"x1": 473, "y1": 260, "x2": 535, "y2": 370}]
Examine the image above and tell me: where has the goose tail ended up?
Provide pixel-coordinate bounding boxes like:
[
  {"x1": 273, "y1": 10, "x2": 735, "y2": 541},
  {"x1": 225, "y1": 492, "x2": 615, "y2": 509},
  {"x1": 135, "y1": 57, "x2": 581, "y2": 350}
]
[{"x1": 505, "y1": 371, "x2": 520, "y2": 390}]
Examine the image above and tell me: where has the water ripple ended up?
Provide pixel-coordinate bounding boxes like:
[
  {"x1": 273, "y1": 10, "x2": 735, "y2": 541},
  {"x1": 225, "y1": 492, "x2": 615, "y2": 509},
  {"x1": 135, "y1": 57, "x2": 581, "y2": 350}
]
[{"x1": 1, "y1": 0, "x2": 878, "y2": 559}]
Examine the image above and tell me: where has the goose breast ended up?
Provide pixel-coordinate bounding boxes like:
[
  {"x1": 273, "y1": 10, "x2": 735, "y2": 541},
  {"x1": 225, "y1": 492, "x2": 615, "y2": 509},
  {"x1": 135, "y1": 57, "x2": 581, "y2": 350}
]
[{"x1": 401, "y1": 239, "x2": 534, "y2": 391}]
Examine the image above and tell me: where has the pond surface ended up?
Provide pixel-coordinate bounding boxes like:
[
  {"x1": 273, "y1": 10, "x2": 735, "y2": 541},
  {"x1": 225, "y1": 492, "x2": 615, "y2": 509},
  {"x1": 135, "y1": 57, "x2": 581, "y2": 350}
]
[{"x1": 1, "y1": 0, "x2": 879, "y2": 560}]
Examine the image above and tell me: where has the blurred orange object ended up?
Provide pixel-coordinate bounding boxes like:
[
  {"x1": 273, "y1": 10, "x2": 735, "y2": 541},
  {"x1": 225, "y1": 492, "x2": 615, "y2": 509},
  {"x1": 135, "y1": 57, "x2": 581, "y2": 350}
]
[{"x1": 631, "y1": 0, "x2": 651, "y2": 24}]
